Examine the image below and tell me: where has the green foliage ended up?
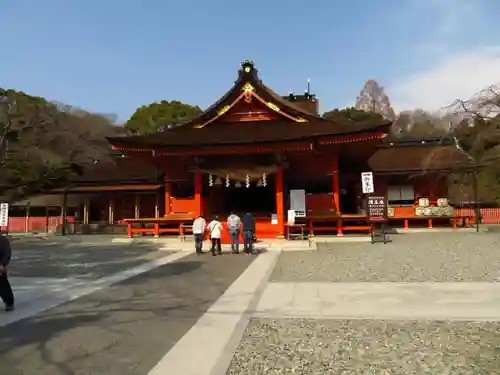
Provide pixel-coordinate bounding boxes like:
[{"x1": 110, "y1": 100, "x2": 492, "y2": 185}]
[
  {"x1": 454, "y1": 116, "x2": 500, "y2": 161},
  {"x1": 0, "y1": 87, "x2": 123, "y2": 202},
  {"x1": 322, "y1": 107, "x2": 386, "y2": 123},
  {"x1": 125, "y1": 100, "x2": 202, "y2": 134},
  {"x1": 453, "y1": 115, "x2": 500, "y2": 203}
]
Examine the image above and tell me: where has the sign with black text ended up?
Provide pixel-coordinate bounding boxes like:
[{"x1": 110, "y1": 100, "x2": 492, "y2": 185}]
[
  {"x1": 366, "y1": 196, "x2": 387, "y2": 222},
  {"x1": 0, "y1": 203, "x2": 9, "y2": 227},
  {"x1": 361, "y1": 172, "x2": 374, "y2": 194}
]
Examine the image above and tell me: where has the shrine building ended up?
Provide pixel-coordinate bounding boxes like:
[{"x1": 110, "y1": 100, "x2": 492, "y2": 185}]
[{"x1": 5, "y1": 61, "x2": 476, "y2": 240}]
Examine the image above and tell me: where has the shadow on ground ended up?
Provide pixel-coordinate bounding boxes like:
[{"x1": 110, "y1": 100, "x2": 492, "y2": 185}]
[
  {"x1": 8, "y1": 241, "x2": 169, "y2": 279},
  {"x1": 0, "y1": 252, "x2": 256, "y2": 375}
]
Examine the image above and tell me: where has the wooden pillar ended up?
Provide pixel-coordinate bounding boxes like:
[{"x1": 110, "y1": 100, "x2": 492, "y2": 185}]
[
  {"x1": 45, "y1": 206, "x2": 49, "y2": 233},
  {"x1": 276, "y1": 166, "x2": 285, "y2": 238},
  {"x1": 108, "y1": 198, "x2": 114, "y2": 224},
  {"x1": 332, "y1": 155, "x2": 340, "y2": 212},
  {"x1": 164, "y1": 181, "x2": 172, "y2": 216},
  {"x1": 194, "y1": 171, "x2": 202, "y2": 217},
  {"x1": 25, "y1": 204, "x2": 30, "y2": 233},
  {"x1": 134, "y1": 194, "x2": 140, "y2": 219},
  {"x1": 472, "y1": 171, "x2": 480, "y2": 232},
  {"x1": 154, "y1": 192, "x2": 160, "y2": 218},
  {"x1": 60, "y1": 191, "x2": 68, "y2": 235},
  {"x1": 83, "y1": 198, "x2": 90, "y2": 225},
  {"x1": 332, "y1": 155, "x2": 342, "y2": 236}
]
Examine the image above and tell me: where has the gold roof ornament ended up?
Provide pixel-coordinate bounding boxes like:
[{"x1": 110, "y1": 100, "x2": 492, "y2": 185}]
[
  {"x1": 217, "y1": 105, "x2": 230, "y2": 116},
  {"x1": 242, "y1": 82, "x2": 255, "y2": 93},
  {"x1": 266, "y1": 102, "x2": 280, "y2": 112}
]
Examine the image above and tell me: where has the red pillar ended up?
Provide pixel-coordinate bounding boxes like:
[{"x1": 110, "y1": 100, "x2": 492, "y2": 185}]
[
  {"x1": 194, "y1": 171, "x2": 202, "y2": 217},
  {"x1": 276, "y1": 166, "x2": 284, "y2": 238},
  {"x1": 332, "y1": 155, "x2": 340, "y2": 213},
  {"x1": 164, "y1": 181, "x2": 172, "y2": 216},
  {"x1": 332, "y1": 155, "x2": 342, "y2": 236}
]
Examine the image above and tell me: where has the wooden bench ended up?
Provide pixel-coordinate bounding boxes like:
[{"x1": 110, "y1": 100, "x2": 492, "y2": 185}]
[
  {"x1": 123, "y1": 214, "x2": 195, "y2": 238},
  {"x1": 305, "y1": 214, "x2": 371, "y2": 236},
  {"x1": 388, "y1": 215, "x2": 474, "y2": 229}
]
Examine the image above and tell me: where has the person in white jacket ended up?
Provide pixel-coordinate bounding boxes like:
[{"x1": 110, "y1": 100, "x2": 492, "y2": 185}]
[
  {"x1": 192, "y1": 216, "x2": 206, "y2": 255},
  {"x1": 207, "y1": 216, "x2": 223, "y2": 256}
]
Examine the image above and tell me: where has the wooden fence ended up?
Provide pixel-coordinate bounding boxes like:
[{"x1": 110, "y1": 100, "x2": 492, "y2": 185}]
[
  {"x1": 454, "y1": 208, "x2": 500, "y2": 224},
  {"x1": 2, "y1": 209, "x2": 500, "y2": 233}
]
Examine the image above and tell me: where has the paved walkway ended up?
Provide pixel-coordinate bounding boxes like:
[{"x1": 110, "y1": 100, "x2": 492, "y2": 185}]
[
  {"x1": 254, "y1": 282, "x2": 500, "y2": 321},
  {"x1": 148, "y1": 250, "x2": 280, "y2": 375},
  {"x1": 0, "y1": 251, "x2": 256, "y2": 375},
  {"x1": 0, "y1": 251, "x2": 188, "y2": 328},
  {"x1": 3, "y1": 232, "x2": 500, "y2": 374}
]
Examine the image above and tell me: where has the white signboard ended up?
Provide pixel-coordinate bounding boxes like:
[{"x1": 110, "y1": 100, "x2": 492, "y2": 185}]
[
  {"x1": 287, "y1": 210, "x2": 296, "y2": 225},
  {"x1": 289, "y1": 189, "x2": 306, "y2": 217},
  {"x1": 271, "y1": 214, "x2": 278, "y2": 225},
  {"x1": 0, "y1": 203, "x2": 9, "y2": 227},
  {"x1": 361, "y1": 172, "x2": 374, "y2": 194}
]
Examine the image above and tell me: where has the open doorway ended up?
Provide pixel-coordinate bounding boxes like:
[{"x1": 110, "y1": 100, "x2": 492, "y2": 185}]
[{"x1": 207, "y1": 176, "x2": 275, "y2": 216}]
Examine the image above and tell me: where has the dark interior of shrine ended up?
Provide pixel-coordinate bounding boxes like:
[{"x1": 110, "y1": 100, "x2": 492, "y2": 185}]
[{"x1": 207, "y1": 175, "x2": 276, "y2": 216}]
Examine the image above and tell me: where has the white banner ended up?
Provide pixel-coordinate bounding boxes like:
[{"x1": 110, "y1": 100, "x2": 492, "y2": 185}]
[
  {"x1": 0, "y1": 203, "x2": 9, "y2": 227},
  {"x1": 361, "y1": 172, "x2": 375, "y2": 194},
  {"x1": 289, "y1": 189, "x2": 306, "y2": 217}
]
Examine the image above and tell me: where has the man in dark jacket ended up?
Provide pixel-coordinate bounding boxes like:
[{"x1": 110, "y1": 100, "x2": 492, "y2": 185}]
[
  {"x1": 242, "y1": 213, "x2": 255, "y2": 254},
  {"x1": 0, "y1": 233, "x2": 14, "y2": 311}
]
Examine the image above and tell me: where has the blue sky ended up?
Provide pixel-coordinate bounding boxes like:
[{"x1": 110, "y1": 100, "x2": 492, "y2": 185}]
[{"x1": 1, "y1": 0, "x2": 499, "y2": 121}]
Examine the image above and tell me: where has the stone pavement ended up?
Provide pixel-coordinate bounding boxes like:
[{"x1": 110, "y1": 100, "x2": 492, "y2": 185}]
[
  {"x1": 148, "y1": 250, "x2": 280, "y2": 375},
  {"x1": 0, "y1": 241, "x2": 179, "y2": 328},
  {"x1": 0, "y1": 249, "x2": 256, "y2": 375},
  {"x1": 225, "y1": 232, "x2": 500, "y2": 374},
  {"x1": 2, "y1": 232, "x2": 500, "y2": 374},
  {"x1": 255, "y1": 282, "x2": 500, "y2": 321}
]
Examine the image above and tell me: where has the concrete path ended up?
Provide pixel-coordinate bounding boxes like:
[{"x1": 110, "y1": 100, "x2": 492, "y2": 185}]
[
  {"x1": 0, "y1": 251, "x2": 190, "y2": 328},
  {"x1": 148, "y1": 250, "x2": 280, "y2": 375},
  {"x1": 0, "y1": 252, "x2": 256, "y2": 375},
  {"x1": 254, "y1": 282, "x2": 500, "y2": 321}
]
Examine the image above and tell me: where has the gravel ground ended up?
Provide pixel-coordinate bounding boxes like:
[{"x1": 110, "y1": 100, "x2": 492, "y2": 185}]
[
  {"x1": 227, "y1": 318, "x2": 500, "y2": 375},
  {"x1": 8, "y1": 242, "x2": 170, "y2": 279},
  {"x1": 271, "y1": 232, "x2": 500, "y2": 282}
]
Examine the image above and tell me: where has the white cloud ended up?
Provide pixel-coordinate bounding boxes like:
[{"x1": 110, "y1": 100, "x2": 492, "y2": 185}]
[
  {"x1": 389, "y1": 47, "x2": 500, "y2": 112},
  {"x1": 388, "y1": 0, "x2": 497, "y2": 113}
]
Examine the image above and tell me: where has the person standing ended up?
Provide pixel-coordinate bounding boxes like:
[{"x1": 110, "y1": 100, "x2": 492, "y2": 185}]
[
  {"x1": 192, "y1": 215, "x2": 206, "y2": 255},
  {"x1": 227, "y1": 212, "x2": 241, "y2": 254},
  {"x1": 0, "y1": 233, "x2": 14, "y2": 312},
  {"x1": 207, "y1": 216, "x2": 223, "y2": 256},
  {"x1": 242, "y1": 212, "x2": 255, "y2": 254}
]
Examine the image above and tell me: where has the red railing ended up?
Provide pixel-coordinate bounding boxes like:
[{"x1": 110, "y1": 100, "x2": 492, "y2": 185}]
[
  {"x1": 1, "y1": 216, "x2": 75, "y2": 232},
  {"x1": 455, "y1": 208, "x2": 500, "y2": 224},
  {"x1": 2, "y1": 209, "x2": 500, "y2": 233}
]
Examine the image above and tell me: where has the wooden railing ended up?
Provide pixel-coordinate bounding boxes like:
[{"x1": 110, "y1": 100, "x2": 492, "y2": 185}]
[
  {"x1": 454, "y1": 208, "x2": 500, "y2": 224},
  {"x1": 0, "y1": 216, "x2": 75, "y2": 233}
]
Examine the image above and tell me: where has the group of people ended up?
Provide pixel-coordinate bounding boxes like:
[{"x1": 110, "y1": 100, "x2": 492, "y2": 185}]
[{"x1": 192, "y1": 212, "x2": 256, "y2": 256}]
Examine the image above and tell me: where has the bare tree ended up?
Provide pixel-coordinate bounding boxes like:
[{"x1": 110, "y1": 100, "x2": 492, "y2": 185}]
[
  {"x1": 442, "y1": 84, "x2": 500, "y2": 205},
  {"x1": 391, "y1": 109, "x2": 448, "y2": 138},
  {"x1": 446, "y1": 84, "x2": 500, "y2": 121},
  {"x1": 354, "y1": 80, "x2": 396, "y2": 121}
]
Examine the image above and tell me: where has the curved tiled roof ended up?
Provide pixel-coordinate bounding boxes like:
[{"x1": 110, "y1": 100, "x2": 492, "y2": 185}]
[
  {"x1": 108, "y1": 61, "x2": 392, "y2": 149},
  {"x1": 368, "y1": 145, "x2": 476, "y2": 172}
]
